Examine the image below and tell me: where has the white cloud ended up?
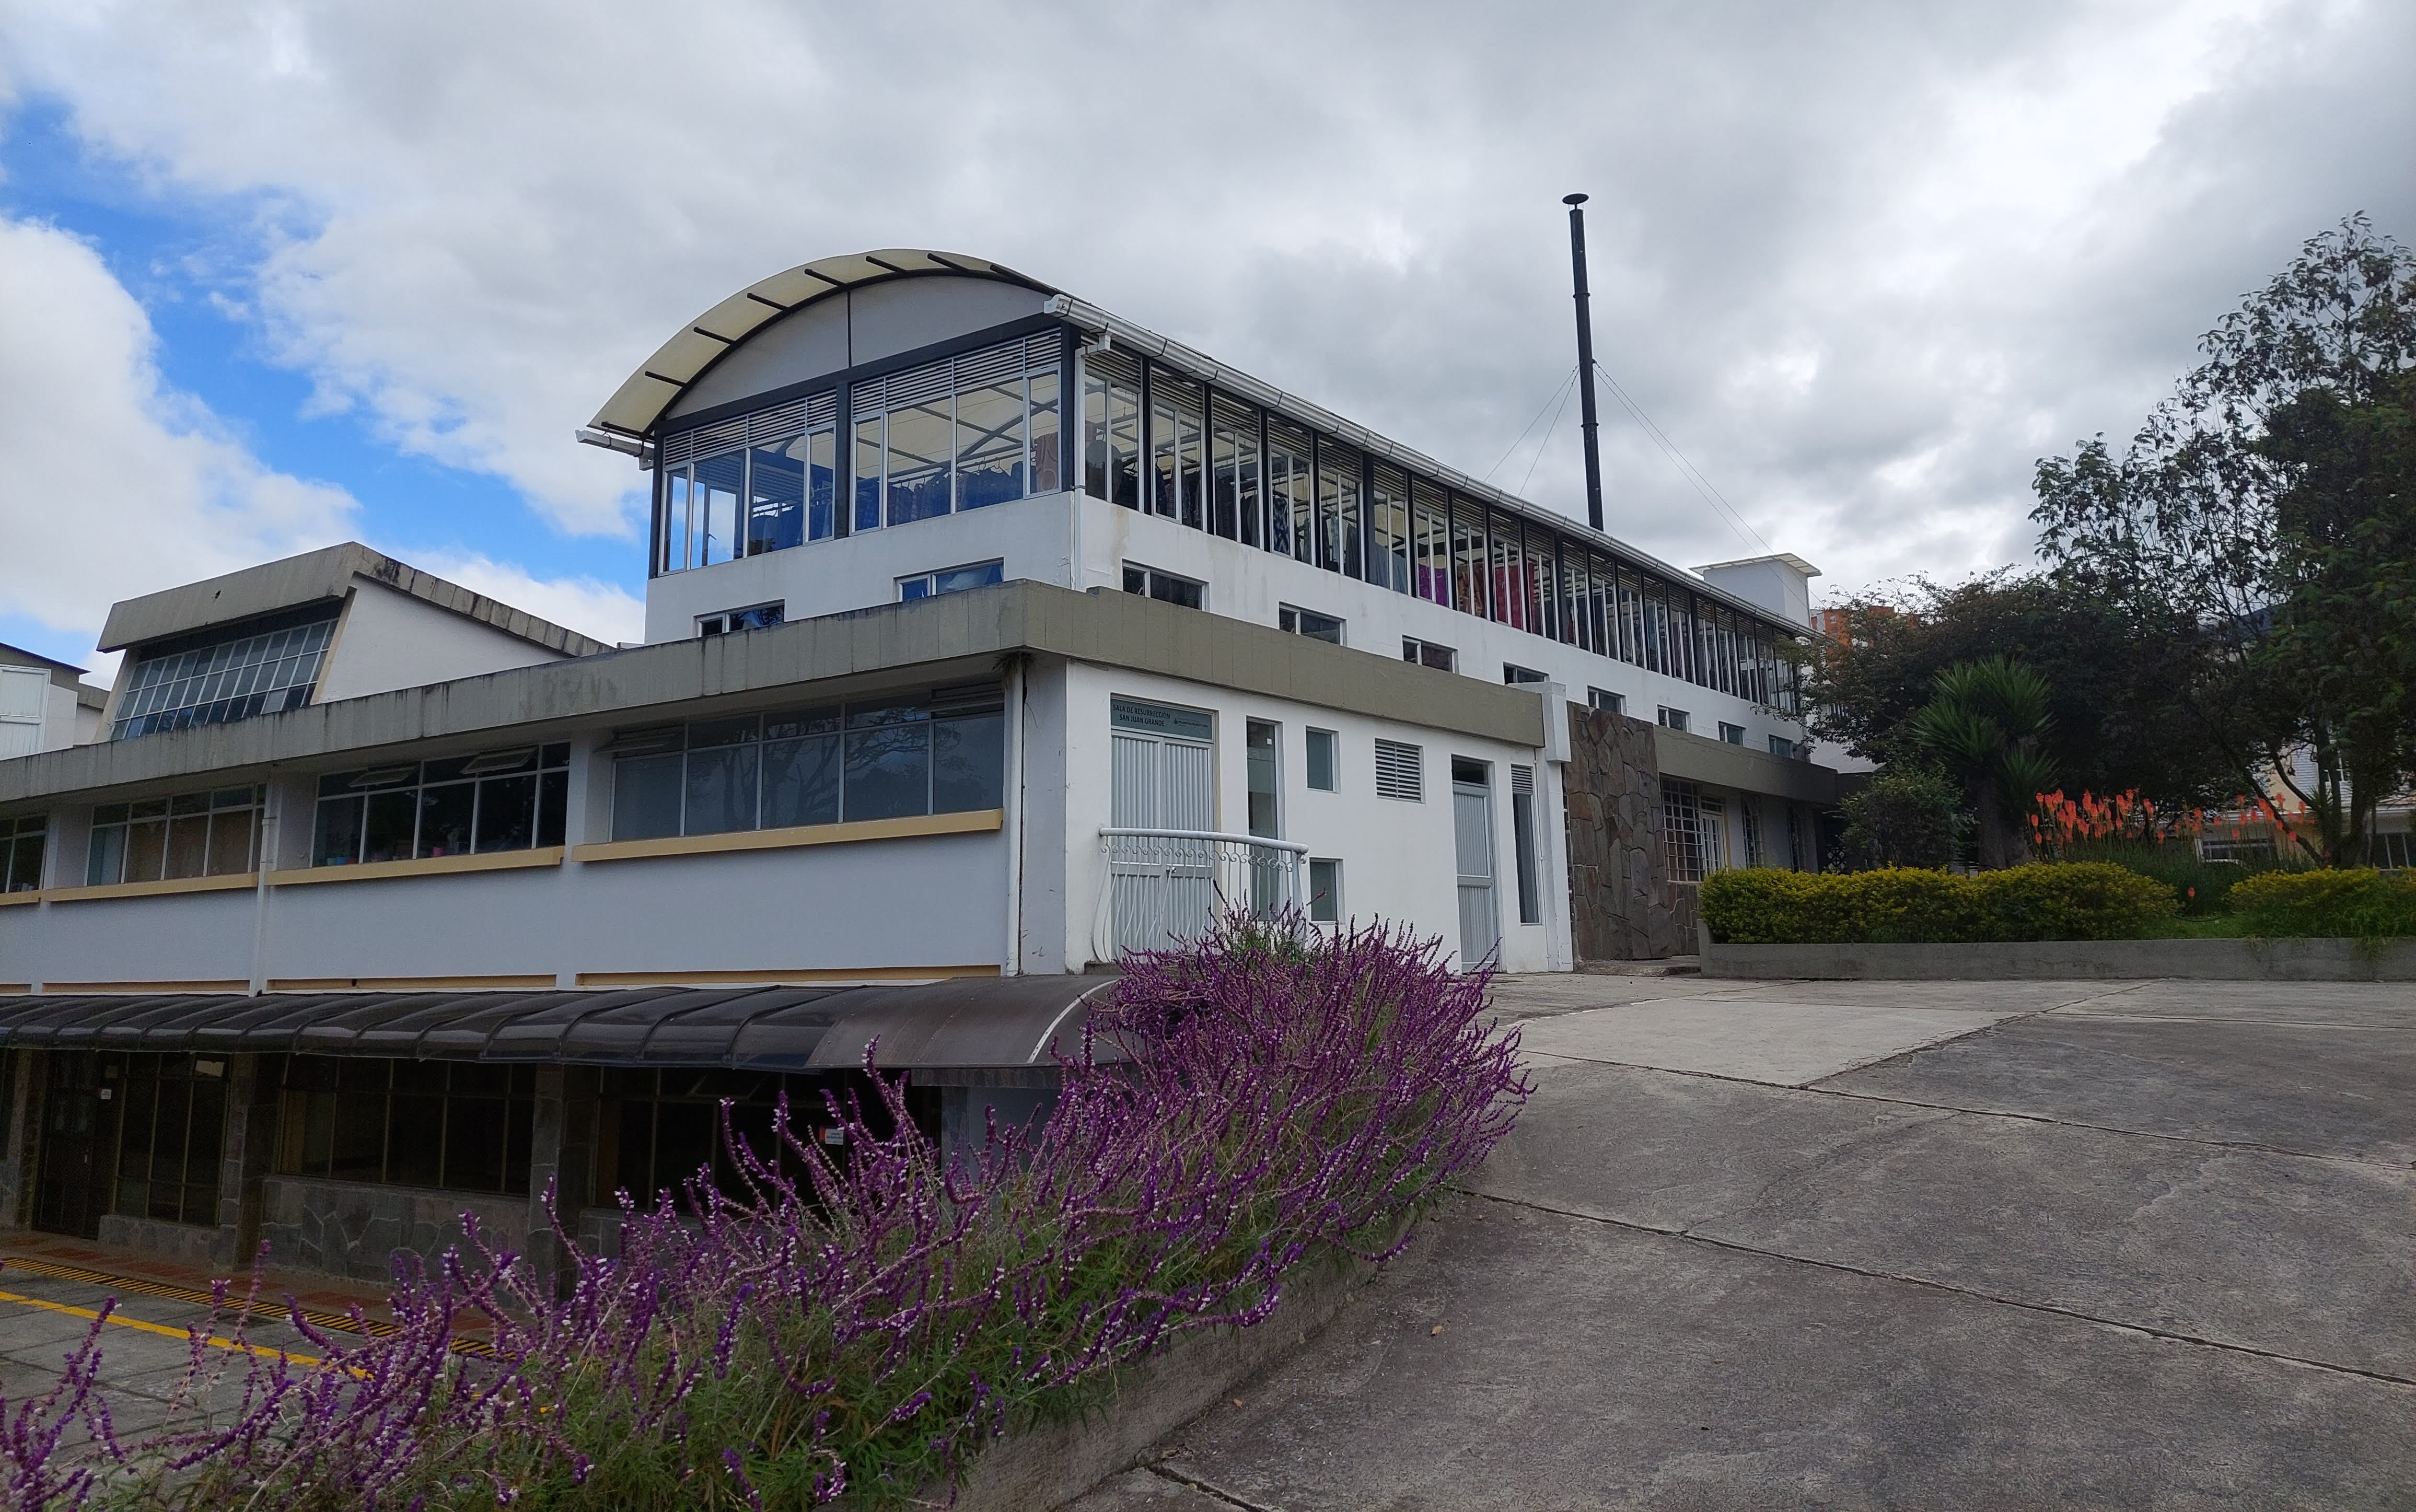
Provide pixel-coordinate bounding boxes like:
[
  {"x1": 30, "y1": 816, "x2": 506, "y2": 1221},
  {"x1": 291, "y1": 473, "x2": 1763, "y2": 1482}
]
[
  {"x1": 398, "y1": 548, "x2": 643, "y2": 648},
  {"x1": 0, "y1": 212, "x2": 357, "y2": 660},
  {"x1": 1, "y1": 0, "x2": 2408, "y2": 602}
]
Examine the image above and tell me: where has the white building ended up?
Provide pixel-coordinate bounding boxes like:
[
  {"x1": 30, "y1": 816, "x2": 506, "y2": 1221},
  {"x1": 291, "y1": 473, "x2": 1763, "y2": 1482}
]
[{"x1": 0, "y1": 248, "x2": 1841, "y2": 1280}]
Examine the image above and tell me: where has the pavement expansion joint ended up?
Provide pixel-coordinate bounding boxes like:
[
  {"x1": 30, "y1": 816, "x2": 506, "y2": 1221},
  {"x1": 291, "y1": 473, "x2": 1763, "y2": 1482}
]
[
  {"x1": 1458, "y1": 1188, "x2": 2416, "y2": 1392},
  {"x1": 1147, "y1": 1461, "x2": 1283, "y2": 1511}
]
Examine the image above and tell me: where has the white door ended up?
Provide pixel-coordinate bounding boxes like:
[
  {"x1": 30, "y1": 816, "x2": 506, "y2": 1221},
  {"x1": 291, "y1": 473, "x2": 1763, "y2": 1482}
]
[
  {"x1": 1453, "y1": 773, "x2": 1500, "y2": 970},
  {"x1": 1109, "y1": 728, "x2": 1216, "y2": 952}
]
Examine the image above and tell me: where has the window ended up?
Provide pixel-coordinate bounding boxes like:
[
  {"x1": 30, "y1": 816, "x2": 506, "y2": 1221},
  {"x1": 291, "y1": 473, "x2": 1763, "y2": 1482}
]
[
  {"x1": 1268, "y1": 419, "x2": 1314, "y2": 562},
  {"x1": 899, "y1": 560, "x2": 1005, "y2": 600},
  {"x1": 88, "y1": 786, "x2": 263, "y2": 886},
  {"x1": 1370, "y1": 464, "x2": 1413, "y2": 593},
  {"x1": 1308, "y1": 858, "x2": 1342, "y2": 923},
  {"x1": 1374, "y1": 739, "x2": 1424, "y2": 802},
  {"x1": 111, "y1": 602, "x2": 338, "y2": 740},
  {"x1": 2, "y1": 815, "x2": 44, "y2": 892},
  {"x1": 1720, "y1": 722, "x2": 1746, "y2": 746},
  {"x1": 609, "y1": 685, "x2": 1003, "y2": 841},
  {"x1": 1742, "y1": 800, "x2": 1765, "y2": 867},
  {"x1": 1402, "y1": 637, "x2": 1457, "y2": 672},
  {"x1": 1245, "y1": 721, "x2": 1281, "y2": 839},
  {"x1": 1121, "y1": 565, "x2": 1204, "y2": 609},
  {"x1": 1084, "y1": 347, "x2": 1143, "y2": 508},
  {"x1": 108, "y1": 1053, "x2": 227, "y2": 1227},
  {"x1": 278, "y1": 1057, "x2": 535, "y2": 1196},
  {"x1": 2372, "y1": 831, "x2": 2410, "y2": 869},
  {"x1": 1588, "y1": 688, "x2": 1624, "y2": 715},
  {"x1": 311, "y1": 746, "x2": 569, "y2": 866},
  {"x1": 1657, "y1": 707, "x2": 1690, "y2": 733},
  {"x1": 698, "y1": 602, "x2": 785, "y2": 637},
  {"x1": 1510, "y1": 764, "x2": 1541, "y2": 924},
  {"x1": 1769, "y1": 734, "x2": 1797, "y2": 759},
  {"x1": 1149, "y1": 370, "x2": 1207, "y2": 526},
  {"x1": 1305, "y1": 728, "x2": 1339, "y2": 792},
  {"x1": 1280, "y1": 606, "x2": 1344, "y2": 645},
  {"x1": 1316, "y1": 440, "x2": 1364, "y2": 576},
  {"x1": 1504, "y1": 664, "x2": 1547, "y2": 685},
  {"x1": 1663, "y1": 777, "x2": 1716, "y2": 883},
  {"x1": 596, "y1": 1068, "x2": 910, "y2": 1209}
]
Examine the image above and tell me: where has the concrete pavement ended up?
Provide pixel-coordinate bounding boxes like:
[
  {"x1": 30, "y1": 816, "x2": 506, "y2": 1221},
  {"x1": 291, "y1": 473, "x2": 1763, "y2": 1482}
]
[{"x1": 1077, "y1": 975, "x2": 2416, "y2": 1510}]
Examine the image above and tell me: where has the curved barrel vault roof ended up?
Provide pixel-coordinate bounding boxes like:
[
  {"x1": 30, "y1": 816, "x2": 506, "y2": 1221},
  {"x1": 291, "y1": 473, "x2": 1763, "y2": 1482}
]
[{"x1": 587, "y1": 249, "x2": 1055, "y2": 439}]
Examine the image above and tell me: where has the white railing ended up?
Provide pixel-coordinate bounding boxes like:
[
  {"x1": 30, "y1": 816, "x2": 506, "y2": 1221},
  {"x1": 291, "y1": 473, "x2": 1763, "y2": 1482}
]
[{"x1": 1094, "y1": 828, "x2": 1309, "y2": 961}]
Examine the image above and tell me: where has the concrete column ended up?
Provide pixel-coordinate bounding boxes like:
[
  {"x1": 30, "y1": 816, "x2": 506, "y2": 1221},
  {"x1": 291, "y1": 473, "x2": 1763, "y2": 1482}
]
[
  {"x1": 0, "y1": 1049, "x2": 38, "y2": 1230},
  {"x1": 524, "y1": 1064, "x2": 597, "y2": 1296}
]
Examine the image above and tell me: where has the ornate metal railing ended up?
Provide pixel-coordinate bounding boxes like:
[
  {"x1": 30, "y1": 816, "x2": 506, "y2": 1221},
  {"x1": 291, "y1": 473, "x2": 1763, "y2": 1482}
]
[{"x1": 1093, "y1": 828, "x2": 1309, "y2": 961}]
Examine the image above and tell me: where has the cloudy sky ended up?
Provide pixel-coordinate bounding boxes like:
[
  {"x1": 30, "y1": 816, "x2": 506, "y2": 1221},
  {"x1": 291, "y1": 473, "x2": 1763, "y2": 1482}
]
[{"x1": 1, "y1": 0, "x2": 2408, "y2": 676}]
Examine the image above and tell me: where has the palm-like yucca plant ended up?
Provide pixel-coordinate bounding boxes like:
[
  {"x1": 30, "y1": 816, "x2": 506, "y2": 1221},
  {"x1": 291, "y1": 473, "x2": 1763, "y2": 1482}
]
[{"x1": 1908, "y1": 656, "x2": 2059, "y2": 867}]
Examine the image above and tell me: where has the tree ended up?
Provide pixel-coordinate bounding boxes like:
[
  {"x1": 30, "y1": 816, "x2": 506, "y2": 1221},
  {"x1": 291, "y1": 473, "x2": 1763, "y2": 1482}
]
[
  {"x1": 1805, "y1": 571, "x2": 2233, "y2": 808},
  {"x1": 1836, "y1": 765, "x2": 1963, "y2": 870},
  {"x1": 1908, "y1": 657, "x2": 2058, "y2": 868},
  {"x1": 2032, "y1": 216, "x2": 2416, "y2": 865}
]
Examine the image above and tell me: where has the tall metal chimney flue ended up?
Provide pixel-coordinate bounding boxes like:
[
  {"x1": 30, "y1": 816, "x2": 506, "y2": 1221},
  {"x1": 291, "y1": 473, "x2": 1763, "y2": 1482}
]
[{"x1": 1564, "y1": 193, "x2": 1606, "y2": 533}]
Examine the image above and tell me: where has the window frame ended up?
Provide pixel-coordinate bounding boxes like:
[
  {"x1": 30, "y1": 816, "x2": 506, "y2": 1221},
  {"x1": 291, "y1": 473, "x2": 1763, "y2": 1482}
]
[
  {"x1": 1304, "y1": 728, "x2": 1339, "y2": 793},
  {"x1": 1279, "y1": 605, "x2": 1345, "y2": 645}
]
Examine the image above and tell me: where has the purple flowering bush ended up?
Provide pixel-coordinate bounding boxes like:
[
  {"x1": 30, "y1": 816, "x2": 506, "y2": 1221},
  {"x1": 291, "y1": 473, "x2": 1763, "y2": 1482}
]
[{"x1": 7, "y1": 922, "x2": 1526, "y2": 1509}]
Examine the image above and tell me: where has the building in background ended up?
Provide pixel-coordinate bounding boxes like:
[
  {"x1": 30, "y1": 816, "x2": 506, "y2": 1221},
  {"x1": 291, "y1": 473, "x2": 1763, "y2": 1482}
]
[{"x1": 0, "y1": 248, "x2": 1842, "y2": 1281}]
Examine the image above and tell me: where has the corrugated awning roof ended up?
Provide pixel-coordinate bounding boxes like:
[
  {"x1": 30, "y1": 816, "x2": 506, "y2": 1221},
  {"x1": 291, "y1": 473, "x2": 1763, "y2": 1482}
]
[
  {"x1": 0, "y1": 978, "x2": 1116, "y2": 1072},
  {"x1": 587, "y1": 249, "x2": 1056, "y2": 440}
]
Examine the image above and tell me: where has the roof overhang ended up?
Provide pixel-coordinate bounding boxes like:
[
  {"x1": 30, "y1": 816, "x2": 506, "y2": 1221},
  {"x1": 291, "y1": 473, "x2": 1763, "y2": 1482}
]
[
  {"x1": 585, "y1": 249, "x2": 1057, "y2": 441},
  {"x1": 0, "y1": 976, "x2": 1120, "y2": 1072}
]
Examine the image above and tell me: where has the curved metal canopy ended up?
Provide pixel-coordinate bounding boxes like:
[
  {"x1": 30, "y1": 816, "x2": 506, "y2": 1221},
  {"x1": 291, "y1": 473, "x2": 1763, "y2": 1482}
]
[
  {"x1": 0, "y1": 978, "x2": 1116, "y2": 1073},
  {"x1": 587, "y1": 249, "x2": 1056, "y2": 441}
]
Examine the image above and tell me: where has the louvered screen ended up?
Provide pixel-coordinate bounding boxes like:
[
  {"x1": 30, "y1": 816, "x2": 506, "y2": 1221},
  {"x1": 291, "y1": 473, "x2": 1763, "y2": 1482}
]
[
  {"x1": 1374, "y1": 739, "x2": 1424, "y2": 802},
  {"x1": 954, "y1": 340, "x2": 1025, "y2": 388},
  {"x1": 1511, "y1": 763, "x2": 1534, "y2": 797}
]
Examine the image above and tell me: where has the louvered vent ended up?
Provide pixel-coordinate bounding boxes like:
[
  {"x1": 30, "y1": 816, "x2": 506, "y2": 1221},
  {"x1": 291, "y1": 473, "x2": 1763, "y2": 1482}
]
[
  {"x1": 1511, "y1": 764, "x2": 1534, "y2": 797},
  {"x1": 1374, "y1": 739, "x2": 1424, "y2": 802}
]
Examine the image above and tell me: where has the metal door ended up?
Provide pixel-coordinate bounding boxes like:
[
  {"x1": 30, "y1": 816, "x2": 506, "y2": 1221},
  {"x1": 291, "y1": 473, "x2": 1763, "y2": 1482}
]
[
  {"x1": 1453, "y1": 772, "x2": 1501, "y2": 970},
  {"x1": 33, "y1": 1051, "x2": 118, "y2": 1239}
]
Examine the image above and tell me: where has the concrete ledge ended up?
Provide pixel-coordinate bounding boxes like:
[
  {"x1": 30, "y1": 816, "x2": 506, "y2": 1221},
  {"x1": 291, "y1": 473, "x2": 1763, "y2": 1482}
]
[
  {"x1": 1703, "y1": 936, "x2": 2416, "y2": 981},
  {"x1": 948, "y1": 1246, "x2": 1383, "y2": 1512}
]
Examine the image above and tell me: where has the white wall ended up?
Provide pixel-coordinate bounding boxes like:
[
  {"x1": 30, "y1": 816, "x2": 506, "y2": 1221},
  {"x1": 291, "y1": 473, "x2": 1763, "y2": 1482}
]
[
  {"x1": 1051, "y1": 659, "x2": 1564, "y2": 974},
  {"x1": 316, "y1": 579, "x2": 576, "y2": 704}
]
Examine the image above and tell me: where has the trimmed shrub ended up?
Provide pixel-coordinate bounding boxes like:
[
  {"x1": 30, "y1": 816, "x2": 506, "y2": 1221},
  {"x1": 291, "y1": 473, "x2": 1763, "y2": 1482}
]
[
  {"x1": 2228, "y1": 868, "x2": 2416, "y2": 938},
  {"x1": 1701, "y1": 862, "x2": 2178, "y2": 944}
]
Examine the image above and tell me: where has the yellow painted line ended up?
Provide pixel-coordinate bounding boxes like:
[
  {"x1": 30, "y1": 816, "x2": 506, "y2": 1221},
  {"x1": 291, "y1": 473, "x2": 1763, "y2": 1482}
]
[
  {"x1": 0, "y1": 1257, "x2": 497, "y2": 1359},
  {"x1": 0, "y1": 1287, "x2": 322, "y2": 1366}
]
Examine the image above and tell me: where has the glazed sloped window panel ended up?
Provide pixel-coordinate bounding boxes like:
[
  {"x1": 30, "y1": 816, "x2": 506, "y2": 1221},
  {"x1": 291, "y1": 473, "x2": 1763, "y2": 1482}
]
[
  {"x1": 844, "y1": 699, "x2": 931, "y2": 821},
  {"x1": 955, "y1": 379, "x2": 1026, "y2": 509}
]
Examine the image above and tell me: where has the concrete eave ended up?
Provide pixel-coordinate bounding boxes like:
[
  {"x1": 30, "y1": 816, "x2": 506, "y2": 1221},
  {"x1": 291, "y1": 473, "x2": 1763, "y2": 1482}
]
[
  {"x1": 1654, "y1": 725, "x2": 1841, "y2": 806},
  {"x1": 0, "y1": 581, "x2": 1548, "y2": 809}
]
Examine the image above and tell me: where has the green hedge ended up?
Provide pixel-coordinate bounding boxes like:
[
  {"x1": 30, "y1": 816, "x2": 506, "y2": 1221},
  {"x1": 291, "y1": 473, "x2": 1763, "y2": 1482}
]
[
  {"x1": 1700, "y1": 863, "x2": 2179, "y2": 944},
  {"x1": 2227, "y1": 868, "x2": 2416, "y2": 938}
]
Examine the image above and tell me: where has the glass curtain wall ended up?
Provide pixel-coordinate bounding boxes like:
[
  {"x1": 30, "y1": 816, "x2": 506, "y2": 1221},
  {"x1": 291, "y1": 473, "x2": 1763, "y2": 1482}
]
[{"x1": 311, "y1": 745, "x2": 571, "y2": 866}]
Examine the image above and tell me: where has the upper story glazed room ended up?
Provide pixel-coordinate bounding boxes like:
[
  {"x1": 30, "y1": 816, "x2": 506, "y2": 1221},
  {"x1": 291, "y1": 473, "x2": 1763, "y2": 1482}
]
[{"x1": 583, "y1": 249, "x2": 1814, "y2": 718}]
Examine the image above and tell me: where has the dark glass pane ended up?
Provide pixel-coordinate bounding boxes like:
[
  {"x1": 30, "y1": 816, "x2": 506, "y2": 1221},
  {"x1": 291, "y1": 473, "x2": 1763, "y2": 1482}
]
[
  {"x1": 844, "y1": 722, "x2": 931, "y2": 821},
  {"x1": 300, "y1": 1091, "x2": 336, "y2": 1174},
  {"x1": 956, "y1": 380, "x2": 1025, "y2": 508},
  {"x1": 504, "y1": 1100, "x2": 532, "y2": 1197},
  {"x1": 886, "y1": 398, "x2": 953, "y2": 525},
  {"x1": 612, "y1": 753, "x2": 684, "y2": 841},
  {"x1": 115, "y1": 1073, "x2": 156, "y2": 1185},
  {"x1": 537, "y1": 771, "x2": 568, "y2": 847},
  {"x1": 653, "y1": 1101, "x2": 716, "y2": 1203},
  {"x1": 164, "y1": 814, "x2": 210, "y2": 879},
  {"x1": 338, "y1": 1058, "x2": 390, "y2": 1094},
  {"x1": 421, "y1": 756, "x2": 475, "y2": 784},
  {"x1": 443, "y1": 1098, "x2": 507, "y2": 1192},
  {"x1": 364, "y1": 790, "x2": 417, "y2": 863},
  {"x1": 204, "y1": 808, "x2": 256, "y2": 876},
  {"x1": 684, "y1": 745, "x2": 760, "y2": 835},
  {"x1": 747, "y1": 439, "x2": 806, "y2": 555},
  {"x1": 391, "y1": 1061, "x2": 447, "y2": 1096},
  {"x1": 696, "y1": 450, "x2": 744, "y2": 567},
  {"x1": 1028, "y1": 369, "x2": 1061, "y2": 494},
  {"x1": 614, "y1": 1098, "x2": 655, "y2": 1202},
  {"x1": 932, "y1": 712, "x2": 1004, "y2": 813},
  {"x1": 854, "y1": 417, "x2": 884, "y2": 532},
  {"x1": 313, "y1": 796, "x2": 365, "y2": 867},
  {"x1": 189, "y1": 1077, "x2": 226, "y2": 1175},
  {"x1": 807, "y1": 428, "x2": 837, "y2": 541},
  {"x1": 386, "y1": 1096, "x2": 444, "y2": 1187},
  {"x1": 153, "y1": 1078, "x2": 191, "y2": 1188},
  {"x1": 473, "y1": 774, "x2": 538, "y2": 853},
  {"x1": 763, "y1": 734, "x2": 842, "y2": 828},
  {"x1": 417, "y1": 785, "x2": 475, "y2": 858}
]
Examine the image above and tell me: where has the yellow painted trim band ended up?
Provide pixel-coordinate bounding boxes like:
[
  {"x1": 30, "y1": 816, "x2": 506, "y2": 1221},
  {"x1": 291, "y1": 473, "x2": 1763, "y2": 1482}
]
[
  {"x1": 267, "y1": 847, "x2": 565, "y2": 888},
  {"x1": 576, "y1": 963, "x2": 1001, "y2": 987},
  {"x1": 269, "y1": 974, "x2": 559, "y2": 992},
  {"x1": 0, "y1": 1286, "x2": 323, "y2": 1366},
  {"x1": 44, "y1": 873, "x2": 261, "y2": 904},
  {"x1": 0, "y1": 891, "x2": 40, "y2": 908},
  {"x1": 571, "y1": 808, "x2": 1002, "y2": 865},
  {"x1": 42, "y1": 980, "x2": 249, "y2": 995}
]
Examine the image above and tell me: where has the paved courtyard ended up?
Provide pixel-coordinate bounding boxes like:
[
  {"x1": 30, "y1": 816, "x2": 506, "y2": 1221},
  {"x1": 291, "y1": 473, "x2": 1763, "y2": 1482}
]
[{"x1": 1080, "y1": 975, "x2": 2416, "y2": 1510}]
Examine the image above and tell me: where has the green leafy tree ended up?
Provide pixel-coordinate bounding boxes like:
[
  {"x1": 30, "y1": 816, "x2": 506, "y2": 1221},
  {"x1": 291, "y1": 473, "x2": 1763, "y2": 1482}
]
[
  {"x1": 1908, "y1": 657, "x2": 2058, "y2": 868},
  {"x1": 1805, "y1": 571, "x2": 2231, "y2": 807},
  {"x1": 2032, "y1": 215, "x2": 2416, "y2": 865}
]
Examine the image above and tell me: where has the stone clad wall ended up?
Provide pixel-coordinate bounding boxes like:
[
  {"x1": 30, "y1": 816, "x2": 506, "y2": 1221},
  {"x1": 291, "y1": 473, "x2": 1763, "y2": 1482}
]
[{"x1": 1561, "y1": 705, "x2": 1683, "y2": 961}]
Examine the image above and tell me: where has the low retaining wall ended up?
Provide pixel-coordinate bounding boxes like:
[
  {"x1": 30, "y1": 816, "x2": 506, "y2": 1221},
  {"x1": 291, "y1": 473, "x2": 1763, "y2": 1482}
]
[
  {"x1": 1702, "y1": 935, "x2": 2416, "y2": 981},
  {"x1": 946, "y1": 1246, "x2": 1382, "y2": 1512}
]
